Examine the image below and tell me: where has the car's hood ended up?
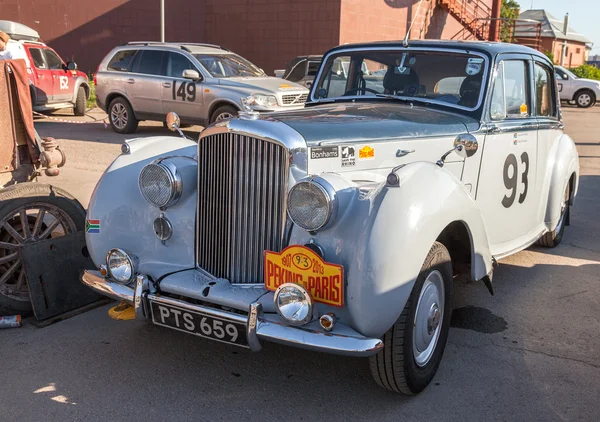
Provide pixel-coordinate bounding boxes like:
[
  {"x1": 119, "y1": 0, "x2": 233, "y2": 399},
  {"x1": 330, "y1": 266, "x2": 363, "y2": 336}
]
[
  {"x1": 574, "y1": 78, "x2": 600, "y2": 87},
  {"x1": 218, "y1": 76, "x2": 308, "y2": 94},
  {"x1": 268, "y1": 102, "x2": 480, "y2": 145}
]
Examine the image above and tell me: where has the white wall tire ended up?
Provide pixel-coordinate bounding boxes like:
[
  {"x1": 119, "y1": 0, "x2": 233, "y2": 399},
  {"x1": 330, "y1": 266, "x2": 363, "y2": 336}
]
[{"x1": 369, "y1": 241, "x2": 453, "y2": 394}]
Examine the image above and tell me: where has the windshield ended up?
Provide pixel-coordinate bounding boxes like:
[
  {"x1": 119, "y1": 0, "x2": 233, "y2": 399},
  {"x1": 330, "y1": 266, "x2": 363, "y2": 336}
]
[
  {"x1": 313, "y1": 50, "x2": 487, "y2": 110},
  {"x1": 194, "y1": 54, "x2": 264, "y2": 78}
]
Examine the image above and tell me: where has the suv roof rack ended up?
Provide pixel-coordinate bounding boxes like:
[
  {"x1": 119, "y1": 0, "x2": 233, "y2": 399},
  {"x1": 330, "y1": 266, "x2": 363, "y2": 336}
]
[{"x1": 125, "y1": 41, "x2": 229, "y2": 52}]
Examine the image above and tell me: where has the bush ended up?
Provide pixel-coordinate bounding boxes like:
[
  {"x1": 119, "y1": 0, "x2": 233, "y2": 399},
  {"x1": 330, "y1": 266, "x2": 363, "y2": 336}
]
[
  {"x1": 86, "y1": 77, "x2": 96, "y2": 109},
  {"x1": 571, "y1": 64, "x2": 600, "y2": 80}
]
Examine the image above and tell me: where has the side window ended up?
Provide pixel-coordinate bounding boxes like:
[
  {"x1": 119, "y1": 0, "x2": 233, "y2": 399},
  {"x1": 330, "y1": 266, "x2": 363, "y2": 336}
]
[
  {"x1": 137, "y1": 50, "x2": 166, "y2": 76},
  {"x1": 108, "y1": 50, "x2": 137, "y2": 72},
  {"x1": 287, "y1": 59, "x2": 306, "y2": 82},
  {"x1": 166, "y1": 52, "x2": 194, "y2": 78},
  {"x1": 534, "y1": 63, "x2": 555, "y2": 117},
  {"x1": 29, "y1": 48, "x2": 46, "y2": 69},
  {"x1": 490, "y1": 60, "x2": 529, "y2": 120},
  {"x1": 307, "y1": 61, "x2": 321, "y2": 77},
  {"x1": 316, "y1": 55, "x2": 350, "y2": 98},
  {"x1": 44, "y1": 50, "x2": 63, "y2": 70}
]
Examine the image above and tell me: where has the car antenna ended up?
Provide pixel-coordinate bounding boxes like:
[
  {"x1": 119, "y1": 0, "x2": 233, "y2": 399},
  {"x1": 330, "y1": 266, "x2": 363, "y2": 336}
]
[{"x1": 403, "y1": 0, "x2": 426, "y2": 47}]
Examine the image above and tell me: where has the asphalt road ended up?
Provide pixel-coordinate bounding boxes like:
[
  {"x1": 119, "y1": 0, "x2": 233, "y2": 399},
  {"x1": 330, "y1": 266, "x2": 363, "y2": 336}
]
[{"x1": 1, "y1": 107, "x2": 599, "y2": 422}]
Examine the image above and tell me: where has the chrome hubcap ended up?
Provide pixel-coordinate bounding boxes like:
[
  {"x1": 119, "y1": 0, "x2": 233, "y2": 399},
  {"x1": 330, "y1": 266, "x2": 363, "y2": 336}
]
[
  {"x1": 215, "y1": 112, "x2": 233, "y2": 122},
  {"x1": 111, "y1": 103, "x2": 128, "y2": 129},
  {"x1": 413, "y1": 270, "x2": 445, "y2": 367},
  {"x1": 578, "y1": 94, "x2": 591, "y2": 106}
]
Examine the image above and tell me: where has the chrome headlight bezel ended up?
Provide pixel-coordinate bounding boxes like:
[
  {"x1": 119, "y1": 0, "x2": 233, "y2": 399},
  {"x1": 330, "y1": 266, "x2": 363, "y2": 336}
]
[
  {"x1": 287, "y1": 176, "x2": 338, "y2": 232},
  {"x1": 105, "y1": 248, "x2": 138, "y2": 285},
  {"x1": 138, "y1": 160, "x2": 183, "y2": 209},
  {"x1": 274, "y1": 283, "x2": 314, "y2": 326}
]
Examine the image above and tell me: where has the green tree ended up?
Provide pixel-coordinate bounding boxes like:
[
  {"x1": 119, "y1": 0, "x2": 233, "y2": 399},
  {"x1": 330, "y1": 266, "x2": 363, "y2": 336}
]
[
  {"x1": 500, "y1": 0, "x2": 520, "y2": 43},
  {"x1": 544, "y1": 50, "x2": 555, "y2": 63},
  {"x1": 571, "y1": 64, "x2": 600, "y2": 80}
]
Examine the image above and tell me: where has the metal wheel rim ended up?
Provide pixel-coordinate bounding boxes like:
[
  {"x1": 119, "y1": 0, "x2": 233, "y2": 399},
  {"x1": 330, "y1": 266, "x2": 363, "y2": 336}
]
[
  {"x1": 413, "y1": 270, "x2": 445, "y2": 367},
  {"x1": 111, "y1": 103, "x2": 128, "y2": 129},
  {"x1": 0, "y1": 203, "x2": 77, "y2": 301},
  {"x1": 578, "y1": 94, "x2": 591, "y2": 107},
  {"x1": 215, "y1": 112, "x2": 233, "y2": 122}
]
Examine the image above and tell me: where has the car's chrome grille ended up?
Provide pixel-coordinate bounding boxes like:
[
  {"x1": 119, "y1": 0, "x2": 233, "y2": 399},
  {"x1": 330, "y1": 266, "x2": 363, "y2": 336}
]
[
  {"x1": 197, "y1": 133, "x2": 288, "y2": 284},
  {"x1": 281, "y1": 93, "x2": 308, "y2": 105}
]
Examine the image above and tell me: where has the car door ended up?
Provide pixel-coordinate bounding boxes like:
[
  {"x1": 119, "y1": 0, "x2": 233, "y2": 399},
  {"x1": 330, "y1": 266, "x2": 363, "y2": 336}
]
[
  {"x1": 26, "y1": 47, "x2": 53, "y2": 105},
  {"x1": 555, "y1": 67, "x2": 573, "y2": 100},
  {"x1": 475, "y1": 55, "x2": 540, "y2": 256},
  {"x1": 126, "y1": 49, "x2": 166, "y2": 117},
  {"x1": 162, "y1": 51, "x2": 204, "y2": 121},
  {"x1": 43, "y1": 48, "x2": 72, "y2": 103}
]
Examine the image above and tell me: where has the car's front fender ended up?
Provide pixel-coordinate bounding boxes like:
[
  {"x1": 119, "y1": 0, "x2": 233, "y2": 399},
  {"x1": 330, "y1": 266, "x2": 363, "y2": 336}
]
[
  {"x1": 85, "y1": 136, "x2": 198, "y2": 281},
  {"x1": 288, "y1": 162, "x2": 493, "y2": 338}
]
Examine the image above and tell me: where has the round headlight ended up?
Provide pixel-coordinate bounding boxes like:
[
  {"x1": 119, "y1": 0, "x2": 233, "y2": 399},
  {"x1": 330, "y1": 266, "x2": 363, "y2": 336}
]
[
  {"x1": 138, "y1": 161, "x2": 182, "y2": 208},
  {"x1": 287, "y1": 177, "x2": 336, "y2": 231},
  {"x1": 274, "y1": 283, "x2": 314, "y2": 326},
  {"x1": 106, "y1": 248, "x2": 136, "y2": 284}
]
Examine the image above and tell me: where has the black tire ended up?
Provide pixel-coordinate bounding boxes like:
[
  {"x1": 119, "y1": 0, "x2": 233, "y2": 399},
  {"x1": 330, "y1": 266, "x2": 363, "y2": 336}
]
[
  {"x1": 74, "y1": 86, "x2": 86, "y2": 116},
  {"x1": 575, "y1": 90, "x2": 595, "y2": 108},
  {"x1": 108, "y1": 97, "x2": 138, "y2": 134},
  {"x1": 538, "y1": 185, "x2": 570, "y2": 248},
  {"x1": 369, "y1": 241, "x2": 453, "y2": 395},
  {"x1": 0, "y1": 183, "x2": 86, "y2": 315},
  {"x1": 210, "y1": 105, "x2": 238, "y2": 124}
]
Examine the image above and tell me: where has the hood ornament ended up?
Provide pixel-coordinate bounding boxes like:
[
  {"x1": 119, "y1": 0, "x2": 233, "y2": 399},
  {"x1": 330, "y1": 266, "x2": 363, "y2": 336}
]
[{"x1": 239, "y1": 97, "x2": 260, "y2": 120}]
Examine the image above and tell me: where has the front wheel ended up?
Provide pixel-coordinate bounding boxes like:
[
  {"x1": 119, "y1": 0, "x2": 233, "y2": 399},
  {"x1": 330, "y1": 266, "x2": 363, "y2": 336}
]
[
  {"x1": 575, "y1": 90, "x2": 595, "y2": 108},
  {"x1": 74, "y1": 86, "x2": 86, "y2": 116},
  {"x1": 369, "y1": 241, "x2": 453, "y2": 394},
  {"x1": 210, "y1": 105, "x2": 238, "y2": 124}
]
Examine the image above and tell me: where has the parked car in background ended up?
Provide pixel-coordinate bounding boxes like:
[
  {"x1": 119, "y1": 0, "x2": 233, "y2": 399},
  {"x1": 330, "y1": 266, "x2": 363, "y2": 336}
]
[
  {"x1": 94, "y1": 42, "x2": 309, "y2": 133},
  {"x1": 277, "y1": 55, "x2": 323, "y2": 88},
  {"x1": 82, "y1": 40, "x2": 578, "y2": 395},
  {"x1": 0, "y1": 21, "x2": 90, "y2": 116},
  {"x1": 555, "y1": 65, "x2": 600, "y2": 108}
]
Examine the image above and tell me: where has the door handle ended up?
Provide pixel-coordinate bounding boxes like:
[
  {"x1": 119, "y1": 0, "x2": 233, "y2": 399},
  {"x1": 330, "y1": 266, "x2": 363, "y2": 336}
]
[
  {"x1": 162, "y1": 82, "x2": 172, "y2": 88},
  {"x1": 486, "y1": 124, "x2": 500, "y2": 134},
  {"x1": 127, "y1": 78, "x2": 135, "y2": 84}
]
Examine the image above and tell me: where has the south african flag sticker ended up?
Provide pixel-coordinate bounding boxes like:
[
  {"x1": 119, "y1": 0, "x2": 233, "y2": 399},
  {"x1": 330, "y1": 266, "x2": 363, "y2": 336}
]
[{"x1": 86, "y1": 219, "x2": 101, "y2": 234}]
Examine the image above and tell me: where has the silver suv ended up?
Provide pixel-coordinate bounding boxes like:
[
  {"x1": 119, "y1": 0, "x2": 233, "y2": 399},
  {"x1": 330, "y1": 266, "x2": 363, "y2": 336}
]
[{"x1": 94, "y1": 42, "x2": 309, "y2": 133}]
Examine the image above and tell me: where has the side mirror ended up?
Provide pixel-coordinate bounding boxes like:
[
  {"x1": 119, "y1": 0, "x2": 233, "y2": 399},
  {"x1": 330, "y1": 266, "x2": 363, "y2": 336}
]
[
  {"x1": 454, "y1": 134, "x2": 478, "y2": 158},
  {"x1": 166, "y1": 112, "x2": 181, "y2": 132},
  {"x1": 182, "y1": 69, "x2": 202, "y2": 81},
  {"x1": 67, "y1": 62, "x2": 77, "y2": 71}
]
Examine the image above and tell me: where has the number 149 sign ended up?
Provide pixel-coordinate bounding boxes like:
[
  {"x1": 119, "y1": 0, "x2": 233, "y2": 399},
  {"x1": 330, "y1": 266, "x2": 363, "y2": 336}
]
[{"x1": 172, "y1": 81, "x2": 196, "y2": 102}]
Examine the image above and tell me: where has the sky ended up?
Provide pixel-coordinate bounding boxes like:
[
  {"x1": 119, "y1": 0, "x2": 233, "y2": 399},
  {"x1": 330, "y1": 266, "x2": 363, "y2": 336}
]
[{"x1": 517, "y1": 0, "x2": 600, "y2": 53}]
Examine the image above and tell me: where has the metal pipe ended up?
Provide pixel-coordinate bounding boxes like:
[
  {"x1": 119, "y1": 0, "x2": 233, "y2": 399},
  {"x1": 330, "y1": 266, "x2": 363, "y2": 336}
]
[
  {"x1": 160, "y1": 0, "x2": 165, "y2": 42},
  {"x1": 489, "y1": 0, "x2": 502, "y2": 42}
]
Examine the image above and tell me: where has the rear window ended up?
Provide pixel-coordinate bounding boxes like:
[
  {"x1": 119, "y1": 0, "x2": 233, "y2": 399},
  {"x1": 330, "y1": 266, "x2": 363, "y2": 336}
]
[
  {"x1": 29, "y1": 48, "x2": 46, "y2": 69},
  {"x1": 108, "y1": 50, "x2": 137, "y2": 72}
]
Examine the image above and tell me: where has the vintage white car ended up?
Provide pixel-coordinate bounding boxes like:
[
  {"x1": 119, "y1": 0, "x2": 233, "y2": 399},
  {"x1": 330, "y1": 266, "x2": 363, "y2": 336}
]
[{"x1": 81, "y1": 40, "x2": 579, "y2": 395}]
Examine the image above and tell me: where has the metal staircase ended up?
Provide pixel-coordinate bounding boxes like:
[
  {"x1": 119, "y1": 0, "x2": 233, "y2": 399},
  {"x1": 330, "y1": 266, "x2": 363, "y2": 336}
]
[{"x1": 437, "y1": 0, "x2": 493, "y2": 41}]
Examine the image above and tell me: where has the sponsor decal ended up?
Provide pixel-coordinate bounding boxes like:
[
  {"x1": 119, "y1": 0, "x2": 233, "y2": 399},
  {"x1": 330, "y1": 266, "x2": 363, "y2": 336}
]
[
  {"x1": 466, "y1": 63, "x2": 482, "y2": 75},
  {"x1": 264, "y1": 245, "x2": 344, "y2": 307},
  {"x1": 310, "y1": 146, "x2": 339, "y2": 160},
  {"x1": 468, "y1": 57, "x2": 484, "y2": 64},
  {"x1": 279, "y1": 83, "x2": 296, "y2": 90},
  {"x1": 86, "y1": 219, "x2": 100, "y2": 234},
  {"x1": 341, "y1": 146, "x2": 356, "y2": 167},
  {"x1": 358, "y1": 145, "x2": 375, "y2": 159}
]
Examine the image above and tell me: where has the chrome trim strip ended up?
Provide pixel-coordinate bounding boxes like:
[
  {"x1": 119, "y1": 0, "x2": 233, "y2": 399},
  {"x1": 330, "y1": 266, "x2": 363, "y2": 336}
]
[{"x1": 309, "y1": 46, "x2": 490, "y2": 113}]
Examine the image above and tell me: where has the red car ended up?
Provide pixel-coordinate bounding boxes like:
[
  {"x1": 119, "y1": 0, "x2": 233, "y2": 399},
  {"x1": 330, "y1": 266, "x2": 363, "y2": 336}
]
[{"x1": 1, "y1": 21, "x2": 90, "y2": 115}]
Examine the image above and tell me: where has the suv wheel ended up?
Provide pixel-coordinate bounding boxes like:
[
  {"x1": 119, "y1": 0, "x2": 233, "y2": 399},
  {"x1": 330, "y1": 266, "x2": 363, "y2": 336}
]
[
  {"x1": 74, "y1": 86, "x2": 86, "y2": 116},
  {"x1": 575, "y1": 90, "x2": 595, "y2": 108},
  {"x1": 108, "y1": 97, "x2": 138, "y2": 134},
  {"x1": 210, "y1": 105, "x2": 238, "y2": 124}
]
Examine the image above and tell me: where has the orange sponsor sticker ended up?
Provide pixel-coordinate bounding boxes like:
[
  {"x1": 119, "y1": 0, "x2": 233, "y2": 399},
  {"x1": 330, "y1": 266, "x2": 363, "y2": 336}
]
[
  {"x1": 520, "y1": 103, "x2": 528, "y2": 115},
  {"x1": 359, "y1": 145, "x2": 375, "y2": 159},
  {"x1": 264, "y1": 245, "x2": 344, "y2": 307}
]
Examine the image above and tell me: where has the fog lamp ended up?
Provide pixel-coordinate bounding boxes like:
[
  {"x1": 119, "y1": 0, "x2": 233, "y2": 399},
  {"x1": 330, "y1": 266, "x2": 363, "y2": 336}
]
[
  {"x1": 274, "y1": 283, "x2": 314, "y2": 326},
  {"x1": 106, "y1": 248, "x2": 137, "y2": 284}
]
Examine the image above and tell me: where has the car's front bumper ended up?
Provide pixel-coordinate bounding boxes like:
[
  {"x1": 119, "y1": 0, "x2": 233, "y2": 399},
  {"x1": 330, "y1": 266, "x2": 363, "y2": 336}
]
[{"x1": 82, "y1": 270, "x2": 383, "y2": 357}]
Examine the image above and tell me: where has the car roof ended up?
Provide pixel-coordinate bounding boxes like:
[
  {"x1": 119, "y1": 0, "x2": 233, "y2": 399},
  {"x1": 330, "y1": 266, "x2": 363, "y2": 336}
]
[
  {"x1": 327, "y1": 39, "x2": 550, "y2": 61},
  {"x1": 121, "y1": 41, "x2": 232, "y2": 55}
]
